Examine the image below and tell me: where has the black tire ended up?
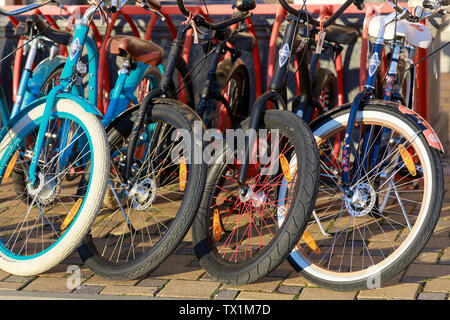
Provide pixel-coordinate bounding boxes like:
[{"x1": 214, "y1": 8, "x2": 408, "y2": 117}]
[
  {"x1": 288, "y1": 103, "x2": 444, "y2": 291},
  {"x1": 79, "y1": 99, "x2": 206, "y2": 280},
  {"x1": 192, "y1": 109, "x2": 319, "y2": 284},
  {"x1": 312, "y1": 67, "x2": 338, "y2": 112},
  {"x1": 203, "y1": 58, "x2": 250, "y2": 130}
]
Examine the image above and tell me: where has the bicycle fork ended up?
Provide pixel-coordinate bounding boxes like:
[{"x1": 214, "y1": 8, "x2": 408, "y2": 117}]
[{"x1": 237, "y1": 17, "x2": 298, "y2": 189}]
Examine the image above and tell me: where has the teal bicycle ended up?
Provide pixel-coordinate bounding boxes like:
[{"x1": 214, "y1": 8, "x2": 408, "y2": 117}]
[
  {"x1": 0, "y1": 0, "x2": 111, "y2": 276},
  {"x1": 22, "y1": 0, "x2": 204, "y2": 280}
]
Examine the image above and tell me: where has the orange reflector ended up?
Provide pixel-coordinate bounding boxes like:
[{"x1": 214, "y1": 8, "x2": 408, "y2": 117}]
[
  {"x1": 398, "y1": 145, "x2": 416, "y2": 176},
  {"x1": 2, "y1": 151, "x2": 19, "y2": 184},
  {"x1": 213, "y1": 209, "x2": 221, "y2": 242},
  {"x1": 280, "y1": 154, "x2": 291, "y2": 182},
  {"x1": 60, "y1": 198, "x2": 83, "y2": 232},
  {"x1": 302, "y1": 230, "x2": 320, "y2": 255},
  {"x1": 179, "y1": 157, "x2": 187, "y2": 191}
]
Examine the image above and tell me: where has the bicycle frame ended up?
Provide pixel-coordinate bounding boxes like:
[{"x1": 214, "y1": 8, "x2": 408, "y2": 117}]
[{"x1": 238, "y1": 14, "x2": 306, "y2": 186}]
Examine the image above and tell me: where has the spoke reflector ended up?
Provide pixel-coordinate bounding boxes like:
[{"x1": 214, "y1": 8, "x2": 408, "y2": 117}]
[
  {"x1": 398, "y1": 145, "x2": 416, "y2": 176},
  {"x1": 213, "y1": 208, "x2": 221, "y2": 242},
  {"x1": 280, "y1": 154, "x2": 291, "y2": 182},
  {"x1": 61, "y1": 198, "x2": 83, "y2": 231},
  {"x1": 1, "y1": 151, "x2": 19, "y2": 184},
  {"x1": 180, "y1": 156, "x2": 187, "y2": 191},
  {"x1": 302, "y1": 230, "x2": 320, "y2": 254}
]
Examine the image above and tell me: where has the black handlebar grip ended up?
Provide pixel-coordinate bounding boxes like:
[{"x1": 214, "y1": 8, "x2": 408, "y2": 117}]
[
  {"x1": 176, "y1": 0, "x2": 190, "y2": 16},
  {"x1": 354, "y1": 0, "x2": 365, "y2": 10}
]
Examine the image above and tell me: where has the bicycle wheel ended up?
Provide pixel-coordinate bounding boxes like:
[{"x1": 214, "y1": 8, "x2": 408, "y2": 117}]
[
  {"x1": 205, "y1": 58, "x2": 250, "y2": 131},
  {"x1": 312, "y1": 67, "x2": 338, "y2": 113},
  {"x1": 0, "y1": 98, "x2": 108, "y2": 276},
  {"x1": 79, "y1": 99, "x2": 206, "y2": 280},
  {"x1": 287, "y1": 103, "x2": 443, "y2": 291},
  {"x1": 136, "y1": 57, "x2": 195, "y2": 109},
  {"x1": 192, "y1": 109, "x2": 319, "y2": 284}
]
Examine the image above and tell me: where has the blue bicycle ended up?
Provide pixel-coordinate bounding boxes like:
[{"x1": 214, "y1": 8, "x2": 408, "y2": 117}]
[{"x1": 282, "y1": 0, "x2": 446, "y2": 290}]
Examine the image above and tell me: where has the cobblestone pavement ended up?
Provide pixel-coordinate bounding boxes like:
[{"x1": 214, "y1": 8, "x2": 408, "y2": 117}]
[{"x1": 0, "y1": 160, "x2": 448, "y2": 300}]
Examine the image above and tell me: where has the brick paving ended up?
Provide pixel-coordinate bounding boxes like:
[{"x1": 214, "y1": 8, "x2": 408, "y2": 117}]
[
  {"x1": 0, "y1": 160, "x2": 447, "y2": 300},
  {"x1": 0, "y1": 102, "x2": 449, "y2": 300}
]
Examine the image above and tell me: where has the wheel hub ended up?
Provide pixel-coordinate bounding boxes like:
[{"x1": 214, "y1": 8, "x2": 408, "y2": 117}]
[
  {"x1": 239, "y1": 185, "x2": 268, "y2": 208},
  {"x1": 344, "y1": 182, "x2": 376, "y2": 217},
  {"x1": 128, "y1": 178, "x2": 157, "y2": 211},
  {"x1": 27, "y1": 172, "x2": 60, "y2": 205}
]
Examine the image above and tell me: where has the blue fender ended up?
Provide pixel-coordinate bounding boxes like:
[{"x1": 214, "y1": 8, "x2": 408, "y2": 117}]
[
  {"x1": 6, "y1": 92, "x2": 102, "y2": 130},
  {"x1": 22, "y1": 56, "x2": 67, "y2": 104}
]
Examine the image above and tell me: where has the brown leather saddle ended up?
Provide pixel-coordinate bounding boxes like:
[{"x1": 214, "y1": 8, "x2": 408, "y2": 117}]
[{"x1": 106, "y1": 35, "x2": 164, "y2": 66}]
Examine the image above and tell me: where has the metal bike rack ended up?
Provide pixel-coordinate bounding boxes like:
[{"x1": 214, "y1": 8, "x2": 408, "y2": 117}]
[{"x1": 4, "y1": 3, "x2": 429, "y2": 120}]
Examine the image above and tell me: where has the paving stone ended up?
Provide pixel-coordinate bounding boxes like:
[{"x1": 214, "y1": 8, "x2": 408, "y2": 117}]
[
  {"x1": 424, "y1": 236, "x2": 450, "y2": 250},
  {"x1": 100, "y1": 285, "x2": 156, "y2": 296},
  {"x1": 277, "y1": 285, "x2": 302, "y2": 295},
  {"x1": 157, "y1": 279, "x2": 220, "y2": 299},
  {"x1": 298, "y1": 287, "x2": 356, "y2": 300},
  {"x1": 267, "y1": 260, "x2": 294, "y2": 279},
  {"x1": 61, "y1": 253, "x2": 83, "y2": 265},
  {"x1": 0, "y1": 270, "x2": 10, "y2": 281},
  {"x1": 0, "y1": 281, "x2": 25, "y2": 291},
  {"x1": 439, "y1": 248, "x2": 450, "y2": 265},
  {"x1": 22, "y1": 277, "x2": 74, "y2": 293},
  {"x1": 149, "y1": 255, "x2": 205, "y2": 280},
  {"x1": 188, "y1": 259, "x2": 201, "y2": 268},
  {"x1": 282, "y1": 273, "x2": 317, "y2": 287},
  {"x1": 137, "y1": 278, "x2": 167, "y2": 288},
  {"x1": 199, "y1": 273, "x2": 214, "y2": 281},
  {"x1": 83, "y1": 275, "x2": 140, "y2": 286},
  {"x1": 412, "y1": 251, "x2": 440, "y2": 264},
  {"x1": 404, "y1": 264, "x2": 450, "y2": 280},
  {"x1": 423, "y1": 278, "x2": 450, "y2": 293},
  {"x1": 417, "y1": 292, "x2": 448, "y2": 300},
  {"x1": 39, "y1": 264, "x2": 73, "y2": 278},
  {"x1": 214, "y1": 290, "x2": 239, "y2": 300},
  {"x1": 358, "y1": 283, "x2": 420, "y2": 300},
  {"x1": 434, "y1": 219, "x2": 450, "y2": 234},
  {"x1": 176, "y1": 245, "x2": 195, "y2": 255},
  {"x1": 73, "y1": 285, "x2": 105, "y2": 295},
  {"x1": 236, "y1": 291, "x2": 295, "y2": 300},
  {"x1": 222, "y1": 277, "x2": 281, "y2": 293},
  {"x1": 400, "y1": 277, "x2": 426, "y2": 284},
  {"x1": 3, "y1": 275, "x2": 35, "y2": 284}
]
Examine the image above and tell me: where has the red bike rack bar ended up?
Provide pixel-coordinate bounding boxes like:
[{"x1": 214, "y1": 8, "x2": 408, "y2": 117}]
[{"x1": 3, "y1": 3, "x2": 429, "y2": 120}]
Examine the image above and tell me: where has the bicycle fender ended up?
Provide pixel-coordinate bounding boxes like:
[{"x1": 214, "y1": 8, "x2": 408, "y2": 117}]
[
  {"x1": 396, "y1": 105, "x2": 444, "y2": 153},
  {"x1": 311, "y1": 99, "x2": 445, "y2": 153},
  {"x1": 24, "y1": 56, "x2": 66, "y2": 99},
  {"x1": 10, "y1": 93, "x2": 103, "y2": 123}
]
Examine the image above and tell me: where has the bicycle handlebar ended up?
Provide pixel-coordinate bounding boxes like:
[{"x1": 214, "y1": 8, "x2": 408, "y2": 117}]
[
  {"x1": 176, "y1": 0, "x2": 251, "y2": 30},
  {"x1": 278, "y1": 0, "x2": 359, "y2": 27}
]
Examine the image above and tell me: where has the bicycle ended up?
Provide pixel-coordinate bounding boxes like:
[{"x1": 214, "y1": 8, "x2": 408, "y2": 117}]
[
  {"x1": 188, "y1": 0, "x2": 320, "y2": 285},
  {"x1": 284, "y1": 0, "x2": 446, "y2": 291},
  {"x1": 0, "y1": 0, "x2": 111, "y2": 276},
  {"x1": 73, "y1": 0, "x2": 210, "y2": 280}
]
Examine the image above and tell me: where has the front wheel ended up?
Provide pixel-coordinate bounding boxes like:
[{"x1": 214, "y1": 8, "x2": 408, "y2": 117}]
[
  {"x1": 192, "y1": 109, "x2": 319, "y2": 284},
  {"x1": 288, "y1": 104, "x2": 443, "y2": 291},
  {"x1": 79, "y1": 100, "x2": 206, "y2": 280},
  {"x1": 0, "y1": 99, "x2": 109, "y2": 276}
]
